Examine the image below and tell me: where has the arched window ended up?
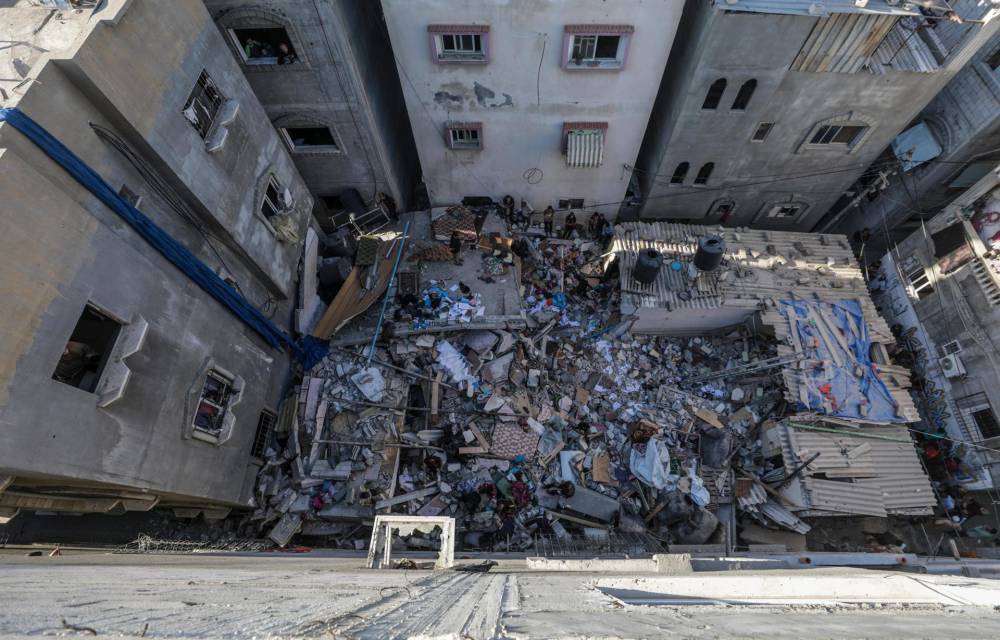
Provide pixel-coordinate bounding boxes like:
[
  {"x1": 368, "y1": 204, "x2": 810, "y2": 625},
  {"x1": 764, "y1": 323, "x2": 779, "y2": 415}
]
[
  {"x1": 731, "y1": 79, "x2": 756, "y2": 110},
  {"x1": 702, "y1": 78, "x2": 726, "y2": 110},
  {"x1": 694, "y1": 162, "x2": 714, "y2": 185},
  {"x1": 670, "y1": 162, "x2": 689, "y2": 184}
]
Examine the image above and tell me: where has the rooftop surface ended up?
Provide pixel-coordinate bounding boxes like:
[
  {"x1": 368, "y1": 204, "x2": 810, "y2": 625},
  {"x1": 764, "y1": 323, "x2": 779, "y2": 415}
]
[{"x1": 715, "y1": 0, "x2": 933, "y2": 17}]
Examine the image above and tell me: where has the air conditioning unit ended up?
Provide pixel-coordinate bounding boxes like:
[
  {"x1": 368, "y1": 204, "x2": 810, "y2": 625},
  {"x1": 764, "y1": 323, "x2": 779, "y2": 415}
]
[{"x1": 939, "y1": 354, "x2": 966, "y2": 379}]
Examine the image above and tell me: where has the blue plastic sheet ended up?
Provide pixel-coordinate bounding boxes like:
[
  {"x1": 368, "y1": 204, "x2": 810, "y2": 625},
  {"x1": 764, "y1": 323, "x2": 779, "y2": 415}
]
[
  {"x1": 1, "y1": 107, "x2": 327, "y2": 368},
  {"x1": 781, "y1": 298, "x2": 902, "y2": 423}
]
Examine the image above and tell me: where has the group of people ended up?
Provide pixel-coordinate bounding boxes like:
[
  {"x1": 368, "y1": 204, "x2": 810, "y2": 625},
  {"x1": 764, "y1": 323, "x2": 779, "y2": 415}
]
[
  {"x1": 242, "y1": 38, "x2": 298, "y2": 65},
  {"x1": 499, "y1": 195, "x2": 614, "y2": 244}
]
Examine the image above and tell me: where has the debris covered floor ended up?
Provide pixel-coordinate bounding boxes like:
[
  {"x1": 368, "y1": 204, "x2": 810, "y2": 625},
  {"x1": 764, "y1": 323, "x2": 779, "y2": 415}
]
[{"x1": 251, "y1": 212, "x2": 936, "y2": 555}]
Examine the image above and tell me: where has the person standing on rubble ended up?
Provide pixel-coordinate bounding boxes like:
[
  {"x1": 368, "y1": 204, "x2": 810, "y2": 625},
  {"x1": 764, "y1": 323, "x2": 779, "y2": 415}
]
[
  {"x1": 543, "y1": 205, "x2": 555, "y2": 236},
  {"x1": 519, "y1": 199, "x2": 533, "y2": 231},
  {"x1": 450, "y1": 230, "x2": 463, "y2": 264},
  {"x1": 501, "y1": 194, "x2": 515, "y2": 227},
  {"x1": 587, "y1": 212, "x2": 602, "y2": 239},
  {"x1": 562, "y1": 210, "x2": 577, "y2": 239}
]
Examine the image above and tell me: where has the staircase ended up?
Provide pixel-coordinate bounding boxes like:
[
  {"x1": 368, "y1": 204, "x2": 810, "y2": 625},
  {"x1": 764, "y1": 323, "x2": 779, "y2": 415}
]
[{"x1": 971, "y1": 258, "x2": 1000, "y2": 307}]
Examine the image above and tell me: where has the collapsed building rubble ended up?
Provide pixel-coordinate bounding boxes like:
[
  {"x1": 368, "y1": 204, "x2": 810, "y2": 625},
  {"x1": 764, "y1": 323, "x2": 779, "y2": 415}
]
[{"x1": 250, "y1": 213, "x2": 936, "y2": 554}]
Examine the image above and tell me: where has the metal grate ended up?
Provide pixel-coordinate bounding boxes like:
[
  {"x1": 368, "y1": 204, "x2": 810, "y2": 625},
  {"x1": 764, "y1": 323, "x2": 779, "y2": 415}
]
[
  {"x1": 117, "y1": 534, "x2": 268, "y2": 554},
  {"x1": 182, "y1": 71, "x2": 225, "y2": 139},
  {"x1": 251, "y1": 410, "x2": 277, "y2": 459}
]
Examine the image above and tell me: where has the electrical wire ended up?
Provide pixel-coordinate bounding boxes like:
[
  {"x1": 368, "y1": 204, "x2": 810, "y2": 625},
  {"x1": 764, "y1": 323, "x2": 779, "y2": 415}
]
[{"x1": 90, "y1": 123, "x2": 277, "y2": 314}]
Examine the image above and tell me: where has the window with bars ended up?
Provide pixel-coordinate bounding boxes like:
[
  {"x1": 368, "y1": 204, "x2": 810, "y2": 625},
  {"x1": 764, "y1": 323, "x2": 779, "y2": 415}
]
[
  {"x1": 906, "y1": 265, "x2": 934, "y2": 299},
  {"x1": 429, "y1": 26, "x2": 489, "y2": 63},
  {"x1": 441, "y1": 34, "x2": 482, "y2": 58},
  {"x1": 260, "y1": 175, "x2": 285, "y2": 219},
  {"x1": 182, "y1": 71, "x2": 225, "y2": 139},
  {"x1": 251, "y1": 409, "x2": 276, "y2": 459},
  {"x1": 941, "y1": 340, "x2": 962, "y2": 356},
  {"x1": 193, "y1": 370, "x2": 236, "y2": 439},
  {"x1": 446, "y1": 123, "x2": 483, "y2": 150},
  {"x1": 558, "y1": 198, "x2": 584, "y2": 209},
  {"x1": 809, "y1": 124, "x2": 866, "y2": 146},
  {"x1": 571, "y1": 35, "x2": 621, "y2": 62}
]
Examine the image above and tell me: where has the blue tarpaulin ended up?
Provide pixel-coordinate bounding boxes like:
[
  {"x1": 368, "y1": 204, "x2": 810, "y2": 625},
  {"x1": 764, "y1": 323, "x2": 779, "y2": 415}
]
[
  {"x1": 0, "y1": 107, "x2": 328, "y2": 369},
  {"x1": 781, "y1": 298, "x2": 902, "y2": 423}
]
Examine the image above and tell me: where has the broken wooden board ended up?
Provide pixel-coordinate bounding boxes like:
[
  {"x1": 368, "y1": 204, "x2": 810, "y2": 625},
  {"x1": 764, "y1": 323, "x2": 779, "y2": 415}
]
[
  {"x1": 693, "y1": 407, "x2": 724, "y2": 429},
  {"x1": 311, "y1": 235, "x2": 405, "y2": 339},
  {"x1": 375, "y1": 486, "x2": 439, "y2": 510}
]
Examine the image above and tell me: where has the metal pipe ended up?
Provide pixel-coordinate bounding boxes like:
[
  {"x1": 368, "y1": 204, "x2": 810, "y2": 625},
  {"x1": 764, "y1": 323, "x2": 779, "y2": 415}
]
[{"x1": 367, "y1": 220, "x2": 410, "y2": 365}]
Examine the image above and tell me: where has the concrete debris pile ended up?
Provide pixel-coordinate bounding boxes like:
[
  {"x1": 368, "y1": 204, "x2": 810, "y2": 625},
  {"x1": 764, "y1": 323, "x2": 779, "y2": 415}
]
[{"x1": 249, "y1": 224, "x2": 833, "y2": 553}]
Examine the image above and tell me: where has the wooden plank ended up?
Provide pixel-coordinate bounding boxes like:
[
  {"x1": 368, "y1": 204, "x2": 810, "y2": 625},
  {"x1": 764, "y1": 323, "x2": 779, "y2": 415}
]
[
  {"x1": 312, "y1": 237, "x2": 404, "y2": 339},
  {"x1": 431, "y1": 371, "x2": 442, "y2": 416},
  {"x1": 468, "y1": 424, "x2": 491, "y2": 450},
  {"x1": 375, "y1": 486, "x2": 438, "y2": 510}
]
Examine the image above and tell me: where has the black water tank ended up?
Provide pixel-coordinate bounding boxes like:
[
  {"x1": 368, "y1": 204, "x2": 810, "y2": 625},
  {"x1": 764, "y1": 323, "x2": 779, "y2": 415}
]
[
  {"x1": 694, "y1": 234, "x2": 725, "y2": 272},
  {"x1": 632, "y1": 249, "x2": 663, "y2": 285}
]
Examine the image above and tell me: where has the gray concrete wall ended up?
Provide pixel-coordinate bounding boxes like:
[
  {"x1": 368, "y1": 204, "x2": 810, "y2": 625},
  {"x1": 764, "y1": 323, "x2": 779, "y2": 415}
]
[
  {"x1": 380, "y1": 0, "x2": 682, "y2": 217},
  {"x1": 0, "y1": 0, "x2": 309, "y2": 509},
  {"x1": 203, "y1": 0, "x2": 420, "y2": 226},
  {"x1": 638, "y1": 6, "x2": 1000, "y2": 232},
  {"x1": 834, "y1": 30, "x2": 1000, "y2": 253}
]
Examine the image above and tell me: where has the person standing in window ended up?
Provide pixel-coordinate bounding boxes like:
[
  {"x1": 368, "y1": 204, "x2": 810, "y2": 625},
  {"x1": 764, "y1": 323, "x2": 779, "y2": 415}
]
[{"x1": 277, "y1": 42, "x2": 298, "y2": 65}]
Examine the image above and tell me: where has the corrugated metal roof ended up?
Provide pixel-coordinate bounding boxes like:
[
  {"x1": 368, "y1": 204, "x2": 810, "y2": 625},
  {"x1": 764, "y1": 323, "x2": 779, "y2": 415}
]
[
  {"x1": 790, "y1": 13, "x2": 898, "y2": 73},
  {"x1": 715, "y1": 0, "x2": 927, "y2": 17},
  {"x1": 775, "y1": 422, "x2": 935, "y2": 516},
  {"x1": 566, "y1": 129, "x2": 604, "y2": 168},
  {"x1": 609, "y1": 222, "x2": 922, "y2": 423}
]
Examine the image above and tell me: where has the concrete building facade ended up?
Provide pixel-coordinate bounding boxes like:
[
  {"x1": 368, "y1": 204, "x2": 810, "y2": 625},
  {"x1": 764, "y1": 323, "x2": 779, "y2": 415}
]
[
  {"x1": 379, "y1": 0, "x2": 683, "y2": 218},
  {"x1": 203, "y1": 0, "x2": 421, "y2": 233},
  {"x1": 872, "y1": 163, "x2": 1000, "y2": 490},
  {"x1": 823, "y1": 28, "x2": 1000, "y2": 256},
  {"x1": 0, "y1": 0, "x2": 312, "y2": 519},
  {"x1": 634, "y1": 0, "x2": 1000, "y2": 231}
]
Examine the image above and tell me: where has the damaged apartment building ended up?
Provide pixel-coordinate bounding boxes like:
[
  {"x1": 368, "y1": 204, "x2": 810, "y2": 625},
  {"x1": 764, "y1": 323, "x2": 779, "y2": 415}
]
[
  {"x1": 633, "y1": 0, "x2": 1000, "y2": 231},
  {"x1": 247, "y1": 191, "x2": 935, "y2": 551},
  {"x1": 202, "y1": 0, "x2": 421, "y2": 235},
  {"x1": 0, "y1": 0, "x2": 314, "y2": 521},
  {"x1": 379, "y1": 0, "x2": 684, "y2": 220},
  {"x1": 821, "y1": 24, "x2": 1000, "y2": 252},
  {"x1": 870, "y1": 161, "x2": 1000, "y2": 490}
]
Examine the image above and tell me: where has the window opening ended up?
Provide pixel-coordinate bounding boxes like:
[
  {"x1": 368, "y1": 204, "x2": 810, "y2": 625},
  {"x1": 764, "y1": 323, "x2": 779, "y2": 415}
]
[
  {"x1": 193, "y1": 370, "x2": 236, "y2": 439},
  {"x1": 751, "y1": 122, "x2": 773, "y2": 142},
  {"x1": 230, "y1": 27, "x2": 298, "y2": 65},
  {"x1": 810, "y1": 124, "x2": 866, "y2": 146},
  {"x1": 283, "y1": 126, "x2": 338, "y2": 151},
  {"x1": 972, "y1": 408, "x2": 1000, "y2": 439},
  {"x1": 670, "y1": 162, "x2": 689, "y2": 184},
  {"x1": 52, "y1": 304, "x2": 122, "y2": 393},
  {"x1": 261, "y1": 175, "x2": 284, "y2": 220},
  {"x1": 694, "y1": 162, "x2": 714, "y2": 185},
  {"x1": 731, "y1": 79, "x2": 757, "y2": 110},
  {"x1": 450, "y1": 127, "x2": 481, "y2": 149},
  {"x1": 906, "y1": 265, "x2": 934, "y2": 299},
  {"x1": 182, "y1": 71, "x2": 225, "y2": 139},
  {"x1": 768, "y1": 204, "x2": 801, "y2": 218},
  {"x1": 558, "y1": 198, "x2": 585, "y2": 209},
  {"x1": 441, "y1": 33, "x2": 483, "y2": 59},
  {"x1": 702, "y1": 78, "x2": 727, "y2": 110},
  {"x1": 251, "y1": 410, "x2": 277, "y2": 458}
]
